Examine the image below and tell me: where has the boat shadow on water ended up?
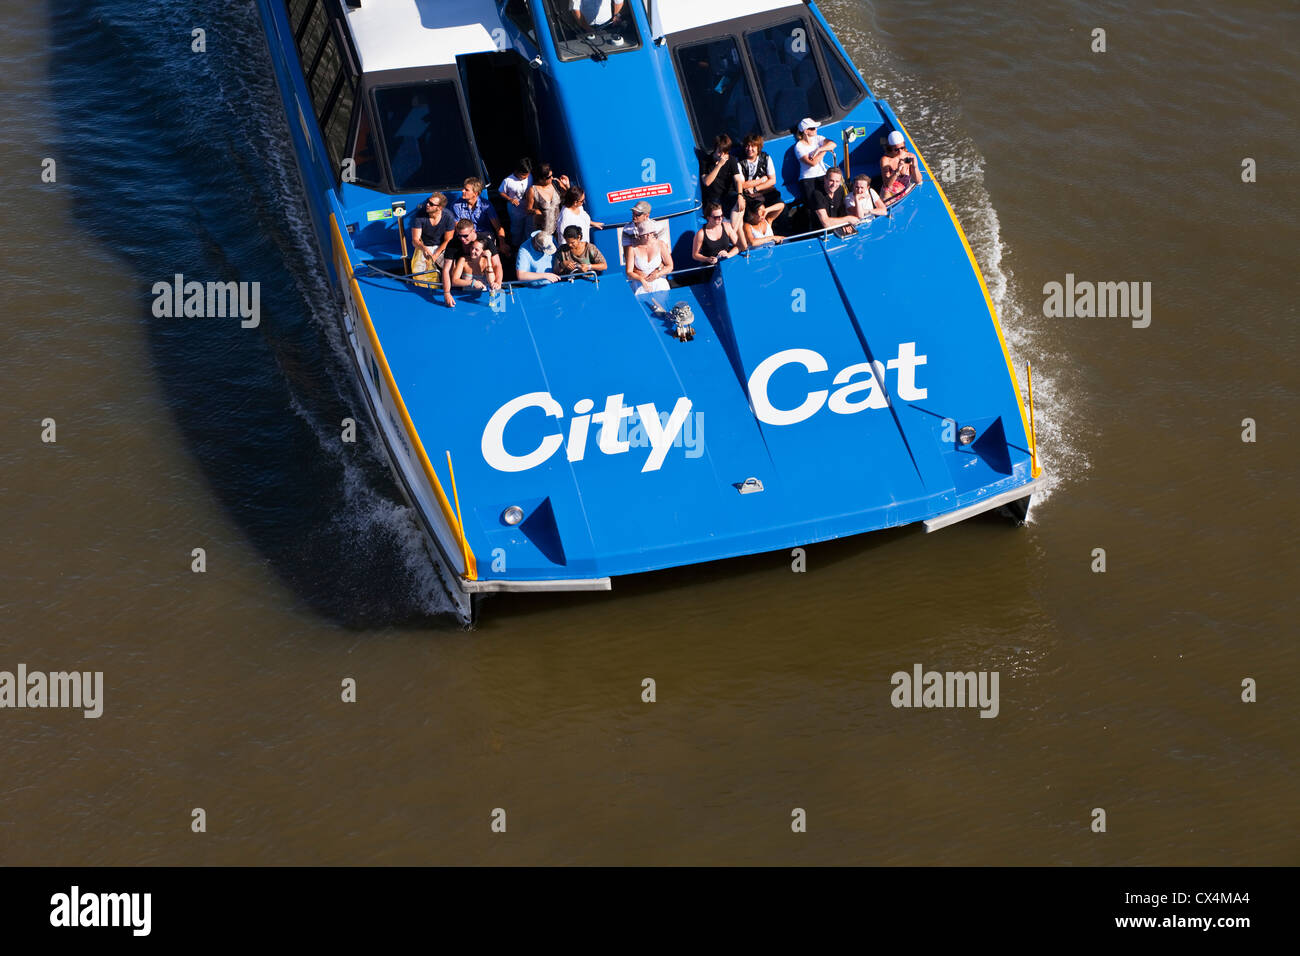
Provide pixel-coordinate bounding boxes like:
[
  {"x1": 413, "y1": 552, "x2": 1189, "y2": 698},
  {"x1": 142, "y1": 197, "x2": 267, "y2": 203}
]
[{"x1": 48, "y1": 0, "x2": 464, "y2": 630}]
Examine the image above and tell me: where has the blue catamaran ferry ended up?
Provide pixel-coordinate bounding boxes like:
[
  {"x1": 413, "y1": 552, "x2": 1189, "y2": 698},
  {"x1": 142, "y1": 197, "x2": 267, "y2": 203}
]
[{"x1": 255, "y1": 0, "x2": 1046, "y2": 621}]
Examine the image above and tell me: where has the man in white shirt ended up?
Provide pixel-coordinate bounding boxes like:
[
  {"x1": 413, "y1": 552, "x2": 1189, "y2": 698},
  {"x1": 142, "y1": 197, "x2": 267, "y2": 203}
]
[{"x1": 571, "y1": 0, "x2": 624, "y2": 29}]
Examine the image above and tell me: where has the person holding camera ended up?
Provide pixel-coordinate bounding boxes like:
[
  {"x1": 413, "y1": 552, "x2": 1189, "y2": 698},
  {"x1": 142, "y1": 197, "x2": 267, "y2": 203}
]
[{"x1": 881, "y1": 130, "x2": 923, "y2": 203}]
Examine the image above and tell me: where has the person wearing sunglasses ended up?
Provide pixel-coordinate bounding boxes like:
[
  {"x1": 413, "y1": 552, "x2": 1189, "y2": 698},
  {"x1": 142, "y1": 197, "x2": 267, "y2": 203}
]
[
  {"x1": 410, "y1": 193, "x2": 454, "y2": 269},
  {"x1": 881, "y1": 130, "x2": 923, "y2": 203},
  {"x1": 692, "y1": 201, "x2": 742, "y2": 265},
  {"x1": 795, "y1": 117, "x2": 837, "y2": 206}
]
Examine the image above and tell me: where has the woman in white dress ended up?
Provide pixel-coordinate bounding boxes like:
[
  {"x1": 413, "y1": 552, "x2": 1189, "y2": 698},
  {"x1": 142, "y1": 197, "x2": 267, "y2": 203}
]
[{"x1": 625, "y1": 221, "x2": 673, "y2": 296}]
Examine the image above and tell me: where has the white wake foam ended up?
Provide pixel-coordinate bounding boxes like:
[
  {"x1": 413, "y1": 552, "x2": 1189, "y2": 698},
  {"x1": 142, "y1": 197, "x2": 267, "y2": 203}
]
[{"x1": 833, "y1": 20, "x2": 1089, "y2": 511}]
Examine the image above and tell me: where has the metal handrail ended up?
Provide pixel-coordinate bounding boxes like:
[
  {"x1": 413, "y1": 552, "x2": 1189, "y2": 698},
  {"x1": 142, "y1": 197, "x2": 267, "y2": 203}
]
[
  {"x1": 352, "y1": 185, "x2": 921, "y2": 291},
  {"x1": 608, "y1": 202, "x2": 703, "y2": 230},
  {"x1": 359, "y1": 260, "x2": 602, "y2": 291}
]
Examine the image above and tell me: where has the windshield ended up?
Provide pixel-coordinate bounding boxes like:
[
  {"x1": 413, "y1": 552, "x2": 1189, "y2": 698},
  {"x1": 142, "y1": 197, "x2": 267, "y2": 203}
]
[
  {"x1": 373, "y1": 82, "x2": 478, "y2": 192},
  {"x1": 675, "y1": 36, "x2": 761, "y2": 145},
  {"x1": 541, "y1": 0, "x2": 642, "y2": 62},
  {"x1": 746, "y1": 19, "x2": 832, "y2": 134}
]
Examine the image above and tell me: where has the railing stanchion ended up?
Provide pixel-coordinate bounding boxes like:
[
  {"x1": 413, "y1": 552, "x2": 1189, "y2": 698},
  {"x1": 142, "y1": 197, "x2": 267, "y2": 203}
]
[
  {"x1": 445, "y1": 450, "x2": 473, "y2": 580},
  {"x1": 1027, "y1": 363, "x2": 1042, "y2": 479}
]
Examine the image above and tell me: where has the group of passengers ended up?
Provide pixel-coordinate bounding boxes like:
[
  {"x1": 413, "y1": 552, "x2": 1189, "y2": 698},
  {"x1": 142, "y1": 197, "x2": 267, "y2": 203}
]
[
  {"x1": 408, "y1": 119, "x2": 921, "y2": 306},
  {"x1": 408, "y1": 156, "x2": 613, "y2": 307},
  {"x1": 797, "y1": 119, "x2": 922, "y2": 206},
  {"x1": 409, "y1": 157, "x2": 671, "y2": 304},
  {"x1": 693, "y1": 119, "x2": 919, "y2": 257}
]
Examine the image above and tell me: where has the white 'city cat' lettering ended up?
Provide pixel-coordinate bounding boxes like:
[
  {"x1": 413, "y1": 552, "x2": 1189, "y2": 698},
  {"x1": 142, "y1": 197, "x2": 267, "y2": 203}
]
[
  {"x1": 482, "y1": 393, "x2": 693, "y2": 474},
  {"x1": 747, "y1": 342, "x2": 927, "y2": 425},
  {"x1": 479, "y1": 343, "x2": 927, "y2": 473}
]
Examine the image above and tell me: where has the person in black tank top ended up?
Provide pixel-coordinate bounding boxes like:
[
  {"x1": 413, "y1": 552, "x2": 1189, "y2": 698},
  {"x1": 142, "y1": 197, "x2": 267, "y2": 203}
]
[{"x1": 692, "y1": 201, "x2": 742, "y2": 264}]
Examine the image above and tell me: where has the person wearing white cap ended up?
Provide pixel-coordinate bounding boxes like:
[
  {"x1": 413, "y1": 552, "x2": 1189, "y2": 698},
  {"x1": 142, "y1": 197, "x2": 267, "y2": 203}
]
[
  {"x1": 516, "y1": 229, "x2": 561, "y2": 284},
  {"x1": 794, "y1": 117, "x2": 838, "y2": 206},
  {"x1": 881, "y1": 129, "x2": 923, "y2": 203}
]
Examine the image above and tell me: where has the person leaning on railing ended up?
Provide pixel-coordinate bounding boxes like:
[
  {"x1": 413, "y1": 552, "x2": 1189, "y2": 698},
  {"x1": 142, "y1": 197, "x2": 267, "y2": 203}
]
[
  {"x1": 554, "y1": 225, "x2": 608, "y2": 276},
  {"x1": 881, "y1": 130, "x2": 922, "y2": 203},
  {"x1": 449, "y1": 238, "x2": 503, "y2": 295},
  {"x1": 743, "y1": 203, "x2": 785, "y2": 247},
  {"x1": 516, "y1": 230, "x2": 561, "y2": 285},
  {"x1": 692, "y1": 201, "x2": 741, "y2": 265},
  {"x1": 846, "y1": 173, "x2": 887, "y2": 219},
  {"x1": 810, "y1": 167, "x2": 861, "y2": 237},
  {"x1": 440, "y1": 221, "x2": 502, "y2": 308}
]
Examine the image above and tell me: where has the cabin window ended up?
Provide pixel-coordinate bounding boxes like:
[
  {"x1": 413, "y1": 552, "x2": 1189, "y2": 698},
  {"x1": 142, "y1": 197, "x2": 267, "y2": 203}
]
[
  {"x1": 297, "y1": 0, "x2": 329, "y2": 67},
  {"x1": 746, "y1": 20, "x2": 831, "y2": 134},
  {"x1": 373, "y1": 82, "x2": 478, "y2": 191},
  {"x1": 540, "y1": 0, "x2": 642, "y2": 63},
  {"x1": 350, "y1": 102, "x2": 383, "y2": 187},
  {"x1": 815, "y1": 21, "x2": 866, "y2": 110},
  {"x1": 286, "y1": 0, "x2": 312, "y2": 35},
  {"x1": 322, "y1": 77, "x2": 356, "y2": 179},
  {"x1": 674, "y1": 37, "x2": 761, "y2": 146},
  {"x1": 502, "y1": 0, "x2": 538, "y2": 46},
  {"x1": 309, "y1": 32, "x2": 345, "y2": 124}
]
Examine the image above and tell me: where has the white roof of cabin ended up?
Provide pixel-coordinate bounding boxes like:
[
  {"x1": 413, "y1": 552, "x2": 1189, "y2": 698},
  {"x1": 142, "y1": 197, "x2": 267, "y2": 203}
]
[
  {"x1": 345, "y1": 0, "x2": 505, "y2": 74},
  {"x1": 642, "y1": 0, "x2": 803, "y2": 36}
]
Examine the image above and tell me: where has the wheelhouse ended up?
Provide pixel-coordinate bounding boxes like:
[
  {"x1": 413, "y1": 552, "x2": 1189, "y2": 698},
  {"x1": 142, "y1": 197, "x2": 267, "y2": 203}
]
[
  {"x1": 539, "y1": 0, "x2": 644, "y2": 62},
  {"x1": 662, "y1": 4, "x2": 868, "y2": 143},
  {"x1": 280, "y1": 0, "x2": 500, "y2": 192}
]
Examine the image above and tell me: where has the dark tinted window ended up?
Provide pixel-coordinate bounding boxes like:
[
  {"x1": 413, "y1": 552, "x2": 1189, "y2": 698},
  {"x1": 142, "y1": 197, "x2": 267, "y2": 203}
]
[
  {"x1": 310, "y1": 33, "x2": 344, "y2": 122},
  {"x1": 816, "y1": 22, "x2": 866, "y2": 109},
  {"x1": 286, "y1": 0, "x2": 311, "y2": 34},
  {"x1": 746, "y1": 20, "x2": 831, "y2": 134},
  {"x1": 541, "y1": 0, "x2": 641, "y2": 62},
  {"x1": 323, "y1": 77, "x2": 355, "y2": 177},
  {"x1": 675, "y1": 37, "x2": 761, "y2": 145},
  {"x1": 351, "y1": 102, "x2": 383, "y2": 186},
  {"x1": 297, "y1": 0, "x2": 328, "y2": 66},
  {"x1": 503, "y1": 0, "x2": 537, "y2": 45},
  {"x1": 374, "y1": 83, "x2": 477, "y2": 191}
]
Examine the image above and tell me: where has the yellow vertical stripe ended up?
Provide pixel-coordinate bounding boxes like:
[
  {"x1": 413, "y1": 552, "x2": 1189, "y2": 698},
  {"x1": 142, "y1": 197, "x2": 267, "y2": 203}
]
[
  {"x1": 329, "y1": 214, "x2": 478, "y2": 580},
  {"x1": 895, "y1": 120, "x2": 1034, "y2": 445}
]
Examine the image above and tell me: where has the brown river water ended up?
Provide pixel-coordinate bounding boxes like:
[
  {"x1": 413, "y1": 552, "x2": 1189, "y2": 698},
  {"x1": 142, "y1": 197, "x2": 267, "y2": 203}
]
[{"x1": 1, "y1": 0, "x2": 1295, "y2": 864}]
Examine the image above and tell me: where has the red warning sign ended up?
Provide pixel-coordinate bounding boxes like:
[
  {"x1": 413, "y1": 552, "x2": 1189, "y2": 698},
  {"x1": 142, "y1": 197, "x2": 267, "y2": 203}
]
[{"x1": 605, "y1": 183, "x2": 673, "y2": 204}]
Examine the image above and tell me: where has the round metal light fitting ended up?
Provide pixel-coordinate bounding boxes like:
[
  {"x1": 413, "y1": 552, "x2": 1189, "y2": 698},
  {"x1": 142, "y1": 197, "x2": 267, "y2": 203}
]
[
  {"x1": 502, "y1": 506, "x2": 525, "y2": 526},
  {"x1": 958, "y1": 426, "x2": 977, "y2": 445}
]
